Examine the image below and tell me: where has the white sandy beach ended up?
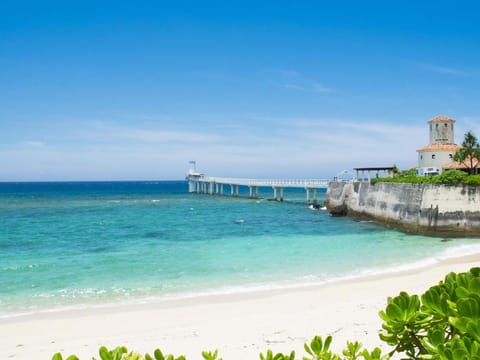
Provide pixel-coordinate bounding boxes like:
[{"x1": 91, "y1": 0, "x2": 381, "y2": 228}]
[{"x1": 2, "y1": 255, "x2": 480, "y2": 360}]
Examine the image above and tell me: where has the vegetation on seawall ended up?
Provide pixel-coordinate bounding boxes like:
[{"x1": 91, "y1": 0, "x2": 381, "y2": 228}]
[
  {"x1": 371, "y1": 169, "x2": 480, "y2": 186},
  {"x1": 53, "y1": 267, "x2": 480, "y2": 360}
]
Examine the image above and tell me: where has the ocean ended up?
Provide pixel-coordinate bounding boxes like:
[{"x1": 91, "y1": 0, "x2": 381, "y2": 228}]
[{"x1": 1, "y1": 181, "x2": 480, "y2": 318}]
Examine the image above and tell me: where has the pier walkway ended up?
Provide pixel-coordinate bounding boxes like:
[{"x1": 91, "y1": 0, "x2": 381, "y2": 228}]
[{"x1": 187, "y1": 173, "x2": 330, "y2": 205}]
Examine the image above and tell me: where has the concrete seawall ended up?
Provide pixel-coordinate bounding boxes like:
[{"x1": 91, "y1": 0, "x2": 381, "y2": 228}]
[{"x1": 325, "y1": 181, "x2": 480, "y2": 236}]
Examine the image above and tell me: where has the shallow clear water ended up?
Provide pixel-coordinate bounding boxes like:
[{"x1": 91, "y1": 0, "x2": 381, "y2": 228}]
[{"x1": 1, "y1": 181, "x2": 479, "y2": 317}]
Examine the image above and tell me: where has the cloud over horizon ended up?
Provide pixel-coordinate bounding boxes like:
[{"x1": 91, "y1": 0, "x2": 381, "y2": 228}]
[{"x1": 0, "y1": 115, "x2": 436, "y2": 181}]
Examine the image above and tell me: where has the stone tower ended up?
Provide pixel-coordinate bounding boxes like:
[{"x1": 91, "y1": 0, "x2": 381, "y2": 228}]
[{"x1": 429, "y1": 115, "x2": 455, "y2": 144}]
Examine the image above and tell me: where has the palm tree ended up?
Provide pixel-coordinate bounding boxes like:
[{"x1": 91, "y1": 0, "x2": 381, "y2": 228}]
[{"x1": 453, "y1": 131, "x2": 480, "y2": 175}]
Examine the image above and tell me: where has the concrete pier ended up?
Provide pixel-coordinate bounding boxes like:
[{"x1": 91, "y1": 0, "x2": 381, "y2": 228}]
[{"x1": 186, "y1": 173, "x2": 329, "y2": 204}]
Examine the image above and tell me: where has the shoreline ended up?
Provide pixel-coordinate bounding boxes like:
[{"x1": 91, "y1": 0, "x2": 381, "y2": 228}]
[
  {"x1": 3, "y1": 242, "x2": 480, "y2": 321},
  {"x1": 2, "y1": 253, "x2": 480, "y2": 359}
]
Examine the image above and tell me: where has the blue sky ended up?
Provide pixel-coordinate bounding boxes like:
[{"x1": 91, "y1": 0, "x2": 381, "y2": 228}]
[{"x1": 1, "y1": 1, "x2": 480, "y2": 181}]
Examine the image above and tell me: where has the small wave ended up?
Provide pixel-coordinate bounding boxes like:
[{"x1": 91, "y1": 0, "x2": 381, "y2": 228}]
[
  {"x1": 308, "y1": 205, "x2": 327, "y2": 210},
  {"x1": 436, "y1": 243, "x2": 480, "y2": 260},
  {"x1": 3, "y1": 243, "x2": 480, "y2": 320},
  {"x1": 2, "y1": 263, "x2": 40, "y2": 271}
]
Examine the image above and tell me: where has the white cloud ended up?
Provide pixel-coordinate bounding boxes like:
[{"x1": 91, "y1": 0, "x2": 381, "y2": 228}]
[
  {"x1": 113, "y1": 128, "x2": 225, "y2": 144},
  {"x1": 456, "y1": 117, "x2": 480, "y2": 143},
  {"x1": 79, "y1": 122, "x2": 226, "y2": 145},
  {"x1": 21, "y1": 141, "x2": 46, "y2": 147},
  {"x1": 1, "y1": 115, "x2": 455, "y2": 181},
  {"x1": 279, "y1": 69, "x2": 333, "y2": 94},
  {"x1": 284, "y1": 84, "x2": 305, "y2": 91},
  {"x1": 181, "y1": 116, "x2": 427, "y2": 179},
  {"x1": 312, "y1": 83, "x2": 333, "y2": 93},
  {"x1": 414, "y1": 62, "x2": 468, "y2": 77}
]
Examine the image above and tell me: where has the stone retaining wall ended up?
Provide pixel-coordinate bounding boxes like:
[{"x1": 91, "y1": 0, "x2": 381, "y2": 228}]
[{"x1": 325, "y1": 182, "x2": 480, "y2": 236}]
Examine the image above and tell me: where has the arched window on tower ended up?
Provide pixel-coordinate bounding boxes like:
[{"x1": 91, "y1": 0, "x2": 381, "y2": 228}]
[{"x1": 432, "y1": 154, "x2": 436, "y2": 159}]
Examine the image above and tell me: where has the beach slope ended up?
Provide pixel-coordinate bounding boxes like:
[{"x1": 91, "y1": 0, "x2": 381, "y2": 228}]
[{"x1": 2, "y1": 255, "x2": 480, "y2": 360}]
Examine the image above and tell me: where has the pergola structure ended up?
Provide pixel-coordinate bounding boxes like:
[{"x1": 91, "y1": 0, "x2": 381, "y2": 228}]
[{"x1": 354, "y1": 166, "x2": 396, "y2": 182}]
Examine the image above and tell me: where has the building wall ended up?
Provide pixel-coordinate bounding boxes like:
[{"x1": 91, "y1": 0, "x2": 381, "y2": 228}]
[
  {"x1": 325, "y1": 181, "x2": 480, "y2": 236},
  {"x1": 429, "y1": 121, "x2": 454, "y2": 144},
  {"x1": 418, "y1": 150, "x2": 454, "y2": 169}
]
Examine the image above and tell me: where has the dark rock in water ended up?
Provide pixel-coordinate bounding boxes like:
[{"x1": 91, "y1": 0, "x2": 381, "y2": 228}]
[
  {"x1": 329, "y1": 204, "x2": 348, "y2": 217},
  {"x1": 441, "y1": 238, "x2": 452, "y2": 242},
  {"x1": 144, "y1": 230, "x2": 164, "y2": 238}
]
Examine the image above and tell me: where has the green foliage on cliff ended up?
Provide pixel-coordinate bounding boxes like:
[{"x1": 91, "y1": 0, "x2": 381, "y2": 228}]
[
  {"x1": 371, "y1": 170, "x2": 477, "y2": 185},
  {"x1": 52, "y1": 268, "x2": 480, "y2": 360},
  {"x1": 463, "y1": 175, "x2": 480, "y2": 186},
  {"x1": 454, "y1": 131, "x2": 480, "y2": 175}
]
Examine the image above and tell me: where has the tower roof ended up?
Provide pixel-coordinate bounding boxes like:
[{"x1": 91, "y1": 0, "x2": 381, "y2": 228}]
[
  {"x1": 416, "y1": 143, "x2": 460, "y2": 152},
  {"x1": 428, "y1": 115, "x2": 455, "y2": 124},
  {"x1": 443, "y1": 156, "x2": 480, "y2": 170}
]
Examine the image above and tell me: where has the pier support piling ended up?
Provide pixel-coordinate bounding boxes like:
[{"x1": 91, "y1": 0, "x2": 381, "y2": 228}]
[
  {"x1": 273, "y1": 186, "x2": 284, "y2": 201},
  {"x1": 230, "y1": 184, "x2": 239, "y2": 197}
]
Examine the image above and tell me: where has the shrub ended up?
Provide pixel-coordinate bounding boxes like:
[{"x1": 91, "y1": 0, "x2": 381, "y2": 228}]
[
  {"x1": 437, "y1": 170, "x2": 468, "y2": 184},
  {"x1": 379, "y1": 267, "x2": 480, "y2": 358},
  {"x1": 371, "y1": 169, "x2": 478, "y2": 186},
  {"x1": 463, "y1": 175, "x2": 480, "y2": 186},
  {"x1": 399, "y1": 169, "x2": 417, "y2": 178}
]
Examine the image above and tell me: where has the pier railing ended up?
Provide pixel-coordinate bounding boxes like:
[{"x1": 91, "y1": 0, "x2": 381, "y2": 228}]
[
  {"x1": 187, "y1": 174, "x2": 331, "y2": 204},
  {"x1": 196, "y1": 176, "x2": 329, "y2": 188}
]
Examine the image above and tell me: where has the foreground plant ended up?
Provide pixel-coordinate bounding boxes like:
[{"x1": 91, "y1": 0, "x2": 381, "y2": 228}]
[
  {"x1": 259, "y1": 349, "x2": 295, "y2": 360},
  {"x1": 201, "y1": 350, "x2": 222, "y2": 360},
  {"x1": 258, "y1": 337, "x2": 388, "y2": 360},
  {"x1": 52, "y1": 353, "x2": 79, "y2": 360},
  {"x1": 379, "y1": 267, "x2": 480, "y2": 358},
  {"x1": 52, "y1": 346, "x2": 186, "y2": 360}
]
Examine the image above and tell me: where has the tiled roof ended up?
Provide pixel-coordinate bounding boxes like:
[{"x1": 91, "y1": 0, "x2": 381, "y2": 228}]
[
  {"x1": 443, "y1": 155, "x2": 480, "y2": 169},
  {"x1": 428, "y1": 115, "x2": 455, "y2": 123},
  {"x1": 416, "y1": 143, "x2": 460, "y2": 152}
]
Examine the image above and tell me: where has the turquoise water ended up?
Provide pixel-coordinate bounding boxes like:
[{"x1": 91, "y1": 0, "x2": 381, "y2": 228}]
[{"x1": 1, "y1": 181, "x2": 480, "y2": 317}]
